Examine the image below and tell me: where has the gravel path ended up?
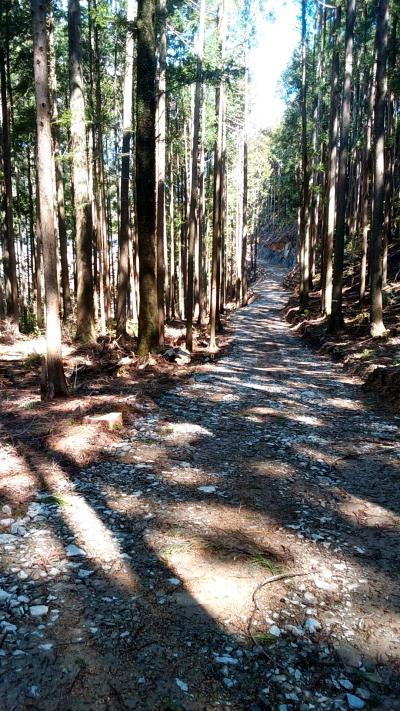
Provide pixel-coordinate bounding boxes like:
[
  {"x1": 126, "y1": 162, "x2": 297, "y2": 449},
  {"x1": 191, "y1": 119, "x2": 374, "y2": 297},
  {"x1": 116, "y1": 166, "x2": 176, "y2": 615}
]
[{"x1": 1, "y1": 267, "x2": 399, "y2": 710}]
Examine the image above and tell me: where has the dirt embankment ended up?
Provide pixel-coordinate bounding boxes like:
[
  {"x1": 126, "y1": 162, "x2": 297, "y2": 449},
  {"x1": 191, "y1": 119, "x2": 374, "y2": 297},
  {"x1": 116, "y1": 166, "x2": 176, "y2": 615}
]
[{"x1": 282, "y1": 243, "x2": 400, "y2": 413}]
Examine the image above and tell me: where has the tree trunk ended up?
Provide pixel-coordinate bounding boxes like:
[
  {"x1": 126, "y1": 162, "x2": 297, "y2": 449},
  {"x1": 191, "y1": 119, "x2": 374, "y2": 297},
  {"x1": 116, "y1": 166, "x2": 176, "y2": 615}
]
[
  {"x1": 116, "y1": 0, "x2": 136, "y2": 336},
  {"x1": 360, "y1": 61, "x2": 376, "y2": 304},
  {"x1": 186, "y1": 0, "x2": 206, "y2": 351},
  {"x1": 68, "y1": 0, "x2": 96, "y2": 344},
  {"x1": 370, "y1": 0, "x2": 388, "y2": 337},
  {"x1": 322, "y1": 5, "x2": 341, "y2": 316},
  {"x1": 198, "y1": 94, "x2": 207, "y2": 327},
  {"x1": 209, "y1": 0, "x2": 225, "y2": 351},
  {"x1": 136, "y1": 0, "x2": 159, "y2": 355},
  {"x1": 299, "y1": 0, "x2": 309, "y2": 309},
  {"x1": 168, "y1": 150, "x2": 175, "y2": 319},
  {"x1": 0, "y1": 40, "x2": 18, "y2": 321},
  {"x1": 156, "y1": 0, "x2": 167, "y2": 347},
  {"x1": 31, "y1": 0, "x2": 68, "y2": 398},
  {"x1": 241, "y1": 53, "x2": 248, "y2": 306},
  {"x1": 329, "y1": 0, "x2": 356, "y2": 333},
  {"x1": 48, "y1": 10, "x2": 72, "y2": 322}
]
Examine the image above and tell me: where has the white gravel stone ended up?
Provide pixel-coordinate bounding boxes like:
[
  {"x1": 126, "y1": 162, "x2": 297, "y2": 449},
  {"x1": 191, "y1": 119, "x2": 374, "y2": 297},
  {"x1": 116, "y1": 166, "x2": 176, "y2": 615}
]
[
  {"x1": 1, "y1": 621, "x2": 17, "y2": 633},
  {"x1": 304, "y1": 592, "x2": 316, "y2": 604},
  {"x1": 269, "y1": 625, "x2": 281, "y2": 637},
  {"x1": 66, "y1": 544, "x2": 86, "y2": 557},
  {"x1": 175, "y1": 678, "x2": 188, "y2": 692},
  {"x1": 304, "y1": 618, "x2": 321, "y2": 634},
  {"x1": 167, "y1": 578, "x2": 181, "y2": 586},
  {"x1": 314, "y1": 578, "x2": 338, "y2": 592},
  {"x1": 30, "y1": 605, "x2": 49, "y2": 617},
  {"x1": 346, "y1": 693, "x2": 365, "y2": 709},
  {"x1": 214, "y1": 655, "x2": 239, "y2": 665}
]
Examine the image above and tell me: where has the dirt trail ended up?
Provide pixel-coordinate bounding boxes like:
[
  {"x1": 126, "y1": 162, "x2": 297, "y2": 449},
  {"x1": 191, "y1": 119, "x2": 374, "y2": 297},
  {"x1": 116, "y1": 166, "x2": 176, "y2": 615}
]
[{"x1": 1, "y1": 266, "x2": 399, "y2": 710}]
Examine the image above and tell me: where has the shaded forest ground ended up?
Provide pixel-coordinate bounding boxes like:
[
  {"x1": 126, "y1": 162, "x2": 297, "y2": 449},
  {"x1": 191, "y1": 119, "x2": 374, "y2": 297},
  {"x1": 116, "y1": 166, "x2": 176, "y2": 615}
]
[
  {"x1": 283, "y1": 241, "x2": 400, "y2": 412},
  {"x1": 0, "y1": 266, "x2": 399, "y2": 710}
]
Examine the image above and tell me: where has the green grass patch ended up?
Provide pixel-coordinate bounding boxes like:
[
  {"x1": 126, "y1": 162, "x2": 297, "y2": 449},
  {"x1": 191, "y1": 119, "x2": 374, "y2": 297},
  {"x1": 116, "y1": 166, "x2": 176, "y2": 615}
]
[
  {"x1": 251, "y1": 554, "x2": 284, "y2": 575},
  {"x1": 253, "y1": 631, "x2": 277, "y2": 645},
  {"x1": 25, "y1": 351, "x2": 42, "y2": 366},
  {"x1": 42, "y1": 493, "x2": 69, "y2": 507}
]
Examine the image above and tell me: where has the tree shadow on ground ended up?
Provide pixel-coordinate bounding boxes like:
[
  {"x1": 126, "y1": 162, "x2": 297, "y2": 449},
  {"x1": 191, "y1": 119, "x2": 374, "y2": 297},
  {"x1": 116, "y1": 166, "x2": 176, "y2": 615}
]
[
  {"x1": 1, "y1": 266, "x2": 399, "y2": 708},
  {"x1": 0, "y1": 400, "x2": 400, "y2": 709}
]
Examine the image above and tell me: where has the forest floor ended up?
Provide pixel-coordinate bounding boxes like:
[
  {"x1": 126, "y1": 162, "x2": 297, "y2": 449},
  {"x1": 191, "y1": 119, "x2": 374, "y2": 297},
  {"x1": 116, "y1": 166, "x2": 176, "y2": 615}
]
[
  {"x1": 0, "y1": 266, "x2": 400, "y2": 710},
  {"x1": 283, "y1": 241, "x2": 400, "y2": 412}
]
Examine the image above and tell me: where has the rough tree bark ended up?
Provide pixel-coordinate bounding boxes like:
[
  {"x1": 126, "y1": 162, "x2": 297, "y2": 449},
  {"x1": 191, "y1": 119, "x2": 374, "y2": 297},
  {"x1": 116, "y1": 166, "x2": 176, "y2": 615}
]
[
  {"x1": 186, "y1": 0, "x2": 206, "y2": 351},
  {"x1": 136, "y1": 0, "x2": 159, "y2": 355},
  {"x1": 322, "y1": 4, "x2": 341, "y2": 316},
  {"x1": 209, "y1": 0, "x2": 225, "y2": 352},
  {"x1": 156, "y1": 0, "x2": 167, "y2": 346},
  {"x1": 68, "y1": 0, "x2": 96, "y2": 344},
  {"x1": 31, "y1": 0, "x2": 68, "y2": 397},
  {"x1": 241, "y1": 49, "x2": 248, "y2": 307},
  {"x1": 299, "y1": 0, "x2": 309, "y2": 309},
  {"x1": 360, "y1": 61, "x2": 376, "y2": 304},
  {"x1": 329, "y1": 0, "x2": 356, "y2": 333},
  {"x1": 370, "y1": 0, "x2": 388, "y2": 337},
  {"x1": 116, "y1": 0, "x2": 137, "y2": 337},
  {"x1": 0, "y1": 38, "x2": 18, "y2": 321},
  {"x1": 48, "y1": 10, "x2": 72, "y2": 321}
]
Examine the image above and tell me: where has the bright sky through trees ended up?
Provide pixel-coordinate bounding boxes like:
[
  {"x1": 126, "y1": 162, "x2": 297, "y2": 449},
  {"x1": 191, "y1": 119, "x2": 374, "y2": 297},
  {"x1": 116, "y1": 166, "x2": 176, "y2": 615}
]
[{"x1": 249, "y1": 0, "x2": 299, "y2": 132}]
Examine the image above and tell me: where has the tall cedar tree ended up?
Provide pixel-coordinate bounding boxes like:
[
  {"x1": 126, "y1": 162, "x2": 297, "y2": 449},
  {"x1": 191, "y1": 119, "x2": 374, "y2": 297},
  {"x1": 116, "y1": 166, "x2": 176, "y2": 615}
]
[
  {"x1": 322, "y1": 5, "x2": 341, "y2": 316},
  {"x1": 370, "y1": 0, "x2": 388, "y2": 337},
  {"x1": 48, "y1": 10, "x2": 71, "y2": 321},
  {"x1": 31, "y1": 0, "x2": 68, "y2": 397},
  {"x1": 186, "y1": 0, "x2": 206, "y2": 351},
  {"x1": 156, "y1": 0, "x2": 167, "y2": 347},
  {"x1": 209, "y1": 0, "x2": 225, "y2": 352},
  {"x1": 136, "y1": 0, "x2": 159, "y2": 355},
  {"x1": 329, "y1": 0, "x2": 356, "y2": 332},
  {"x1": 116, "y1": 0, "x2": 136, "y2": 337},
  {"x1": 299, "y1": 0, "x2": 309, "y2": 308},
  {"x1": 0, "y1": 8, "x2": 18, "y2": 322},
  {"x1": 68, "y1": 0, "x2": 96, "y2": 344}
]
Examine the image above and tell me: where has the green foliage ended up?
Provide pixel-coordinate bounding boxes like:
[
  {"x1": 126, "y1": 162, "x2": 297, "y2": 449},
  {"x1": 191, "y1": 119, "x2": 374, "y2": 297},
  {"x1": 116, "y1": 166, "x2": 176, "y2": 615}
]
[
  {"x1": 19, "y1": 306, "x2": 40, "y2": 336},
  {"x1": 25, "y1": 351, "x2": 42, "y2": 367},
  {"x1": 42, "y1": 493, "x2": 70, "y2": 507},
  {"x1": 251, "y1": 554, "x2": 284, "y2": 575},
  {"x1": 253, "y1": 631, "x2": 277, "y2": 645}
]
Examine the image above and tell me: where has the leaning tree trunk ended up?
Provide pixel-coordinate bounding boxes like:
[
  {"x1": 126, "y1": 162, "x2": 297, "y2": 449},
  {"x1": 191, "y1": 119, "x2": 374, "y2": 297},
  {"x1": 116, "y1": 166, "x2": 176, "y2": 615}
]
[
  {"x1": 370, "y1": 0, "x2": 388, "y2": 337},
  {"x1": 31, "y1": 0, "x2": 68, "y2": 398},
  {"x1": 329, "y1": 0, "x2": 356, "y2": 333},
  {"x1": 116, "y1": 0, "x2": 136, "y2": 337},
  {"x1": 136, "y1": 0, "x2": 159, "y2": 355},
  {"x1": 68, "y1": 0, "x2": 96, "y2": 344},
  {"x1": 186, "y1": 0, "x2": 206, "y2": 351}
]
